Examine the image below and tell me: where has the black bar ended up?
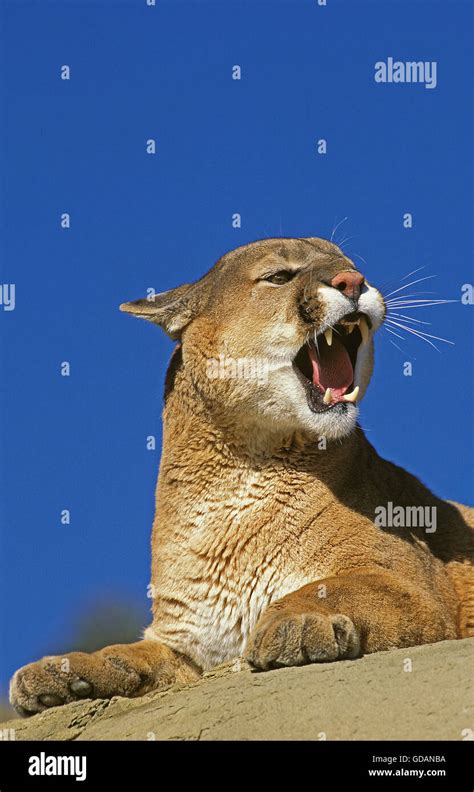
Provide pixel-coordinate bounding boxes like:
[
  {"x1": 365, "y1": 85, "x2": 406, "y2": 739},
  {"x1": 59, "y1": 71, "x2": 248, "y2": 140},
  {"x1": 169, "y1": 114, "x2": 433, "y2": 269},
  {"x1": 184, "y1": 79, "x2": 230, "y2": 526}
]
[{"x1": 0, "y1": 740, "x2": 471, "y2": 788}]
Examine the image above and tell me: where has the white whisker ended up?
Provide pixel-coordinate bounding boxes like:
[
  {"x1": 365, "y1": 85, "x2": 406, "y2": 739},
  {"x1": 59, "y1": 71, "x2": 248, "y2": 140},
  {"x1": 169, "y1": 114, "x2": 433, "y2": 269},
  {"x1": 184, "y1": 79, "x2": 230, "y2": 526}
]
[
  {"x1": 385, "y1": 319, "x2": 454, "y2": 350},
  {"x1": 378, "y1": 265, "x2": 433, "y2": 306},
  {"x1": 386, "y1": 312, "x2": 431, "y2": 326},
  {"x1": 389, "y1": 341, "x2": 405, "y2": 353},
  {"x1": 385, "y1": 291, "x2": 438, "y2": 302},
  {"x1": 330, "y1": 216, "x2": 348, "y2": 243},
  {"x1": 400, "y1": 265, "x2": 428, "y2": 282},
  {"x1": 386, "y1": 323, "x2": 441, "y2": 351},
  {"x1": 384, "y1": 326, "x2": 406, "y2": 340},
  {"x1": 385, "y1": 333, "x2": 408, "y2": 355},
  {"x1": 384, "y1": 300, "x2": 457, "y2": 309},
  {"x1": 382, "y1": 265, "x2": 428, "y2": 293},
  {"x1": 349, "y1": 252, "x2": 368, "y2": 267},
  {"x1": 384, "y1": 275, "x2": 437, "y2": 299},
  {"x1": 337, "y1": 235, "x2": 358, "y2": 249}
]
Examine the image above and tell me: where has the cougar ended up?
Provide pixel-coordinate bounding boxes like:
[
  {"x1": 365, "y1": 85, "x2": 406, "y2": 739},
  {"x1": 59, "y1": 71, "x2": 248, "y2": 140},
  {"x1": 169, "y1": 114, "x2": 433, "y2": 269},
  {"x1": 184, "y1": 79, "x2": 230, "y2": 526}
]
[{"x1": 10, "y1": 237, "x2": 473, "y2": 716}]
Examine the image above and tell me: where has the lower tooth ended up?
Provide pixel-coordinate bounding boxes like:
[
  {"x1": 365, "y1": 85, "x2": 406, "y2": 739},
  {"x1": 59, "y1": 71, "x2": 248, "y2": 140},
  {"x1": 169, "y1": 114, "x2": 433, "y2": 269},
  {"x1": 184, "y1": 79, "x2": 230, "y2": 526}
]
[
  {"x1": 323, "y1": 388, "x2": 332, "y2": 405},
  {"x1": 343, "y1": 386, "x2": 360, "y2": 403}
]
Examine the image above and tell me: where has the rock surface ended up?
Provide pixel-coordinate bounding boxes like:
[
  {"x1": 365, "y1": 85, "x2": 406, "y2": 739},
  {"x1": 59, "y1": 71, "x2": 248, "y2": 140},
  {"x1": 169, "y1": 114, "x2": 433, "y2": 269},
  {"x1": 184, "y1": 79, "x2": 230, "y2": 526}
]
[{"x1": 2, "y1": 639, "x2": 473, "y2": 741}]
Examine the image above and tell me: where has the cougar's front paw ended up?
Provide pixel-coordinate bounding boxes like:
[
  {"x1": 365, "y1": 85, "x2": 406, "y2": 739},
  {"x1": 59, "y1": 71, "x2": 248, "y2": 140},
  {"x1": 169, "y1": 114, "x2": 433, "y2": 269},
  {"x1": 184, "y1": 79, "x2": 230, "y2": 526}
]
[
  {"x1": 9, "y1": 645, "x2": 164, "y2": 717},
  {"x1": 245, "y1": 611, "x2": 360, "y2": 671}
]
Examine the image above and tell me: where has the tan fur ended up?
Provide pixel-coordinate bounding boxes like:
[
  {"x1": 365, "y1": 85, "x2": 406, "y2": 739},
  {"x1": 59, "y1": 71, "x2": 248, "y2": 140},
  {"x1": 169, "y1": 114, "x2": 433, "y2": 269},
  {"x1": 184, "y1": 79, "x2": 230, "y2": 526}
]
[{"x1": 10, "y1": 237, "x2": 473, "y2": 715}]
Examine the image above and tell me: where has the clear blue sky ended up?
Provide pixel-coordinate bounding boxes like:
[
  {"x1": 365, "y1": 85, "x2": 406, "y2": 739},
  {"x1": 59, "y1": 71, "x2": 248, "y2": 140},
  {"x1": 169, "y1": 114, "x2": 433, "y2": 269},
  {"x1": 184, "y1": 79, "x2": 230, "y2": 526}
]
[{"x1": 0, "y1": 0, "x2": 472, "y2": 693}]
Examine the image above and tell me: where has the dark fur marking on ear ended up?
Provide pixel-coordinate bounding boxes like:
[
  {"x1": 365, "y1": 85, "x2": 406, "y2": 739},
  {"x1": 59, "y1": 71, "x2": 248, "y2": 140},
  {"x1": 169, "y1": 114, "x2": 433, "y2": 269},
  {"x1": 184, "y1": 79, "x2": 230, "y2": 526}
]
[{"x1": 164, "y1": 345, "x2": 184, "y2": 404}]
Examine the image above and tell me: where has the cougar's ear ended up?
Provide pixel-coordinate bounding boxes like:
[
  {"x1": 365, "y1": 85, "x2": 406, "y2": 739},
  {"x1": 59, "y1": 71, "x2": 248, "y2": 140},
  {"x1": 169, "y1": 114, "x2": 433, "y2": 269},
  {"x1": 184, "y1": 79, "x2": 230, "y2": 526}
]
[{"x1": 120, "y1": 281, "x2": 207, "y2": 340}]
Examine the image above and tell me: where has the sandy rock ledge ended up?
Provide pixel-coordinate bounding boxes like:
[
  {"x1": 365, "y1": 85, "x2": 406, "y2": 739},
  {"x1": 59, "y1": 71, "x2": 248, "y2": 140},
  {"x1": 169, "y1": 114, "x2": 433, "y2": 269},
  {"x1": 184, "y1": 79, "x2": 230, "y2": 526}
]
[{"x1": 1, "y1": 639, "x2": 473, "y2": 741}]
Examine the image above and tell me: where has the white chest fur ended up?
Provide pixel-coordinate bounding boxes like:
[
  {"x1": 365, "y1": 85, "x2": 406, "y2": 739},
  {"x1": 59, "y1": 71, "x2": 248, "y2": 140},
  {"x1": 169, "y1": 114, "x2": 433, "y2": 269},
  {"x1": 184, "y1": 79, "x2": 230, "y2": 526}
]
[{"x1": 146, "y1": 467, "x2": 323, "y2": 670}]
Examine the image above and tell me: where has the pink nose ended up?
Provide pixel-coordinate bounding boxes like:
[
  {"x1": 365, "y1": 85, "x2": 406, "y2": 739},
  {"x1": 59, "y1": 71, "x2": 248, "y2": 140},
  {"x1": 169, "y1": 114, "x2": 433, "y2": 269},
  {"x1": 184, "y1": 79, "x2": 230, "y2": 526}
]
[{"x1": 330, "y1": 270, "x2": 364, "y2": 300}]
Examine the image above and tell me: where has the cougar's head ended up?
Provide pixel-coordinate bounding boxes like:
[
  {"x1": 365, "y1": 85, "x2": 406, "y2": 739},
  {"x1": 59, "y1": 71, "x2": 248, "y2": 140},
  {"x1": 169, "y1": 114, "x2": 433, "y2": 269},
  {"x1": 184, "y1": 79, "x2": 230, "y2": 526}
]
[{"x1": 121, "y1": 238, "x2": 385, "y2": 441}]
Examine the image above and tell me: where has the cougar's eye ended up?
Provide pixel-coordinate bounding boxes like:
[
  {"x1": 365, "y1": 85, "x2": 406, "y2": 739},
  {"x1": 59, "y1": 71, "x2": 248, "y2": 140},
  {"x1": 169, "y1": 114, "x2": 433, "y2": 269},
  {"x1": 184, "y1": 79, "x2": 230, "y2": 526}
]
[{"x1": 265, "y1": 270, "x2": 295, "y2": 285}]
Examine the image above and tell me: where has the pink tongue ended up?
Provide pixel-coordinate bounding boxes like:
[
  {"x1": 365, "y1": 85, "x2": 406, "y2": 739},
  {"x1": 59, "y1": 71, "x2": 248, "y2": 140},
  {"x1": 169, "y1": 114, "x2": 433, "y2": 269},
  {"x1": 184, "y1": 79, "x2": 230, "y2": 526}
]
[{"x1": 309, "y1": 337, "x2": 353, "y2": 398}]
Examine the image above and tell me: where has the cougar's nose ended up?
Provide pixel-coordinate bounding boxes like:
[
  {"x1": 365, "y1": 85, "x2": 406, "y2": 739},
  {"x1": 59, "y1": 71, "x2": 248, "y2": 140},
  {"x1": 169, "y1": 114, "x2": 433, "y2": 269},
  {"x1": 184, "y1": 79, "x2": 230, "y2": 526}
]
[{"x1": 330, "y1": 270, "x2": 364, "y2": 300}]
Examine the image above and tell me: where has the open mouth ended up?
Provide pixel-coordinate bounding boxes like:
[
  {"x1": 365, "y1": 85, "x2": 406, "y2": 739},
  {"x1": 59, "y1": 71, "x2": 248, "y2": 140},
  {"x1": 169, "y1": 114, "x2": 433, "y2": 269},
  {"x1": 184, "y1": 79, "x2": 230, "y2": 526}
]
[{"x1": 293, "y1": 312, "x2": 371, "y2": 413}]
